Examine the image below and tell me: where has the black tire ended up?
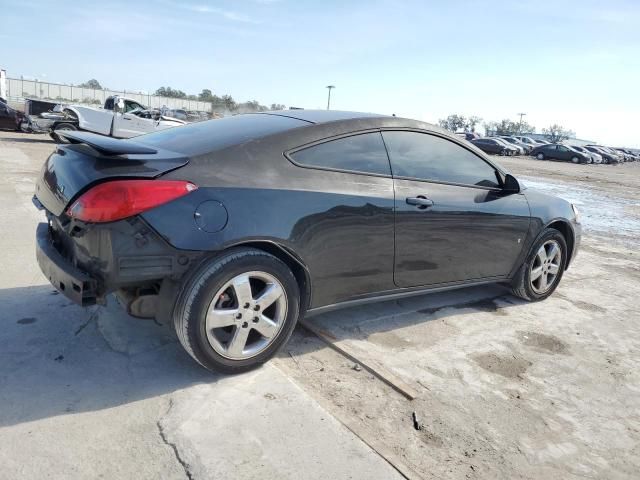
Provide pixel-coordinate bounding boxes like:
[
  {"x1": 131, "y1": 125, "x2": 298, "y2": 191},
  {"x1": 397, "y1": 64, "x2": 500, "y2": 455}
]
[
  {"x1": 511, "y1": 228, "x2": 568, "y2": 302},
  {"x1": 173, "y1": 247, "x2": 300, "y2": 374},
  {"x1": 50, "y1": 123, "x2": 78, "y2": 143}
]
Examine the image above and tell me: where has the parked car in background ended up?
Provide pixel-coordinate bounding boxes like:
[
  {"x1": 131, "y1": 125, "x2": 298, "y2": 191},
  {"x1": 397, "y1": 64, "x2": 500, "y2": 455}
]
[
  {"x1": 471, "y1": 138, "x2": 517, "y2": 155},
  {"x1": 0, "y1": 98, "x2": 26, "y2": 131},
  {"x1": 584, "y1": 145, "x2": 621, "y2": 164},
  {"x1": 618, "y1": 148, "x2": 639, "y2": 161},
  {"x1": 600, "y1": 146, "x2": 625, "y2": 163},
  {"x1": 456, "y1": 132, "x2": 480, "y2": 141},
  {"x1": 33, "y1": 110, "x2": 581, "y2": 373},
  {"x1": 494, "y1": 138, "x2": 523, "y2": 155},
  {"x1": 613, "y1": 148, "x2": 637, "y2": 162},
  {"x1": 185, "y1": 111, "x2": 202, "y2": 122},
  {"x1": 514, "y1": 136, "x2": 539, "y2": 147},
  {"x1": 500, "y1": 136, "x2": 533, "y2": 154},
  {"x1": 170, "y1": 109, "x2": 188, "y2": 121},
  {"x1": 45, "y1": 96, "x2": 186, "y2": 142},
  {"x1": 571, "y1": 145, "x2": 602, "y2": 164},
  {"x1": 530, "y1": 144, "x2": 591, "y2": 163}
]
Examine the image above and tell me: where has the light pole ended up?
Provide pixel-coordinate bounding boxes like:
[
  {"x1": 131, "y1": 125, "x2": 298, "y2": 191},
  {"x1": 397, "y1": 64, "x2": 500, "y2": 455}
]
[
  {"x1": 517, "y1": 112, "x2": 527, "y2": 134},
  {"x1": 326, "y1": 85, "x2": 335, "y2": 110}
]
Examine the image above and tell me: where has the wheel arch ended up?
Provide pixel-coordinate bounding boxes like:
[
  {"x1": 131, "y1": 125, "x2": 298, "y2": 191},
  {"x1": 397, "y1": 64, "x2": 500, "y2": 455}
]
[
  {"x1": 545, "y1": 219, "x2": 575, "y2": 268},
  {"x1": 224, "y1": 240, "x2": 312, "y2": 314}
]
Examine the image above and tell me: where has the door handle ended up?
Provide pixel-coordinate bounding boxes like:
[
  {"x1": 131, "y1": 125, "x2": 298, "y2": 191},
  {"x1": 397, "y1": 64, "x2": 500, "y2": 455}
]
[
  {"x1": 406, "y1": 196, "x2": 434, "y2": 209},
  {"x1": 122, "y1": 117, "x2": 131, "y2": 121}
]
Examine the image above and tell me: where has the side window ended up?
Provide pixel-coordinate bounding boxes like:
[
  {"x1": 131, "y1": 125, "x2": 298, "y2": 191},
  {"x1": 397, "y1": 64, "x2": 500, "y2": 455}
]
[
  {"x1": 124, "y1": 101, "x2": 143, "y2": 113},
  {"x1": 289, "y1": 132, "x2": 391, "y2": 176},
  {"x1": 382, "y1": 131, "x2": 500, "y2": 188}
]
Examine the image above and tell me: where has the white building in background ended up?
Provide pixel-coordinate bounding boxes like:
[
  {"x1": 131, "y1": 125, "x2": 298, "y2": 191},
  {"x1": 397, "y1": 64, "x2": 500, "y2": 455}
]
[{"x1": 523, "y1": 132, "x2": 595, "y2": 147}]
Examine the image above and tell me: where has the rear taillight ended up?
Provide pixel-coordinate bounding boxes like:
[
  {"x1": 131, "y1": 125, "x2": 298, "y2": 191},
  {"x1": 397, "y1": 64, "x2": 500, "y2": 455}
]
[{"x1": 66, "y1": 179, "x2": 197, "y2": 223}]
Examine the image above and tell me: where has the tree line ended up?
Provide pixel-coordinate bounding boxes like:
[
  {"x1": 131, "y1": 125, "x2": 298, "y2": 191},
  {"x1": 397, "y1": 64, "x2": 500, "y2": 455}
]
[
  {"x1": 77, "y1": 79, "x2": 286, "y2": 112},
  {"x1": 437, "y1": 114, "x2": 575, "y2": 143}
]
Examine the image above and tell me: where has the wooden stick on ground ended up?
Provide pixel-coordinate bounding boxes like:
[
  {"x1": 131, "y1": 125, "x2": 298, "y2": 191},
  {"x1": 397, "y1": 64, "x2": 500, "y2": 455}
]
[{"x1": 299, "y1": 319, "x2": 420, "y2": 401}]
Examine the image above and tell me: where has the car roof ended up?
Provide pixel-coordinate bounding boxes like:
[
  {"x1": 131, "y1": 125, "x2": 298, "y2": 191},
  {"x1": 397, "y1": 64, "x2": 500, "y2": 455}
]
[
  {"x1": 134, "y1": 110, "x2": 468, "y2": 158},
  {"x1": 261, "y1": 109, "x2": 387, "y2": 124}
]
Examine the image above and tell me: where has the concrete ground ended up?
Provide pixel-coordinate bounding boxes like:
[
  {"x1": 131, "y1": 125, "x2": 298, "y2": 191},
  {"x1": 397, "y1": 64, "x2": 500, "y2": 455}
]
[{"x1": 0, "y1": 130, "x2": 639, "y2": 479}]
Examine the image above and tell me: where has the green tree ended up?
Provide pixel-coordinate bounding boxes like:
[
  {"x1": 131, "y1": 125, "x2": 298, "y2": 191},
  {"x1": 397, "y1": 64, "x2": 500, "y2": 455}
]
[
  {"x1": 485, "y1": 119, "x2": 535, "y2": 136},
  {"x1": 467, "y1": 116, "x2": 482, "y2": 132},
  {"x1": 270, "y1": 103, "x2": 286, "y2": 110},
  {"x1": 438, "y1": 114, "x2": 468, "y2": 132},
  {"x1": 78, "y1": 79, "x2": 102, "y2": 89},
  {"x1": 221, "y1": 94, "x2": 237, "y2": 111},
  {"x1": 438, "y1": 114, "x2": 483, "y2": 132},
  {"x1": 155, "y1": 86, "x2": 187, "y2": 98},
  {"x1": 198, "y1": 89, "x2": 213, "y2": 101},
  {"x1": 542, "y1": 124, "x2": 574, "y2": 143}
]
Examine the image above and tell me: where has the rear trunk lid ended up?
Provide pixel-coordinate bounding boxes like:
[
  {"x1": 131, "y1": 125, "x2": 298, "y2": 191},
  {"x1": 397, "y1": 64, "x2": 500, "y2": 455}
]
[{"x1": 35, "y1": 131, "x2": 189, "y2": 216}]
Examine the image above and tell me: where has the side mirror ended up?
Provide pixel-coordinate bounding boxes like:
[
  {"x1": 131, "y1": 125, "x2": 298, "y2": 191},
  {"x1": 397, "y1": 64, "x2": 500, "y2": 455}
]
[
  {"x1": 503, "y1": 173, "x2": 520, "y2": 193},
  {"x1": 502, "y1": 173, "x2": 520, "y2": 193},
  {"x1": 117, "y1": 98, "x2": 125, "y2": 110}
]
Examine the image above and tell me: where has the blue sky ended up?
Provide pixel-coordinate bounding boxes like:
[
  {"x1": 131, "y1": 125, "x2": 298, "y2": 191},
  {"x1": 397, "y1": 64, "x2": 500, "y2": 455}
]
[{"x1": 2, "y1": 0, "x2": 639, "y2": 146}]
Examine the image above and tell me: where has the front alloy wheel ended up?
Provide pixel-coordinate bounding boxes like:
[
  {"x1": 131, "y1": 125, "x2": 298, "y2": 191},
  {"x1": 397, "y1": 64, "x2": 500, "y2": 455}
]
[
  {"x1": 529, "y1": 240, "x2": 562, "y2": 294},
  {"x1": 511, "y1": 228, "x2": 567, "y2": 301}
]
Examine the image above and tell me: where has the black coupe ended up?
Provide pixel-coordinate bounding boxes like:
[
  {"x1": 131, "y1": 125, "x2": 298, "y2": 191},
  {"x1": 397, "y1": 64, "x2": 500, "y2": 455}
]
[
  {"x1": 530, "y1": 144, "x2": 591, "y2": 163},
  {"x1": 34, "y1": 111, "x2": 581, "y2": 373}
]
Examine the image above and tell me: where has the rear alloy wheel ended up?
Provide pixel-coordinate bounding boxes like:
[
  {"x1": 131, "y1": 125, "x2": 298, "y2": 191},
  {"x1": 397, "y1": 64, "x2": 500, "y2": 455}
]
[
  {"x1": 173, "y1": 248, "x2": 300, "y2": 374},
  {"x1": 206, "y1": 271, "x2": 288, "y2": 360},
  {"x1": 511, "y1": 228, "x2": 567, "y2": 301},
  {"x1": 537, "y1": 153, "x2": 545, "y2": 160},
  {"x1": 571, "y1": 156, "x2": 580, "y2": 164}
]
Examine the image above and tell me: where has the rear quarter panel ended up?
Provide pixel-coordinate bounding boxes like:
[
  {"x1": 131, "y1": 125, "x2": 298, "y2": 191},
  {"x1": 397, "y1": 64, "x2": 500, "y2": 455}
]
[{"x1": 143, "y1": 122, "x2": 397, "y2": 307}]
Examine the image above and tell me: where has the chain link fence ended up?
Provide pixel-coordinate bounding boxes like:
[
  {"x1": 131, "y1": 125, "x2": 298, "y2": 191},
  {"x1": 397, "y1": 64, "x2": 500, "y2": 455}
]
[{"x1": 6, "y1": 77, "x2": 226, "y2": 113}]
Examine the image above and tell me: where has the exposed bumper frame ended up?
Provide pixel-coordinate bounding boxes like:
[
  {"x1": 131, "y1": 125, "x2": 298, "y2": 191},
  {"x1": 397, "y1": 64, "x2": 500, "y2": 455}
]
[{"x1": 36, "y1": 222, "x2": 98, "y2": 306}]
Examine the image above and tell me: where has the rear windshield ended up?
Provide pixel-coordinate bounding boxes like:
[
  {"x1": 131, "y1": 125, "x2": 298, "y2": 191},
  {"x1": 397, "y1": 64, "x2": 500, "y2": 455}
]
[{"x1": 135, "y1": 113, "x2": 308, "y2": 156}]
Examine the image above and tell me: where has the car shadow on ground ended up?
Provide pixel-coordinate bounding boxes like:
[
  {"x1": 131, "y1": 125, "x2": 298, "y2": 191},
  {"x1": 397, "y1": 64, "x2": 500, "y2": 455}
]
[
  {"x1": 0, "y1": 284, "x2": 215, "y2": 428},
  {"x1": 0, "y1": 283, "x2": 522, "y2": 428}
]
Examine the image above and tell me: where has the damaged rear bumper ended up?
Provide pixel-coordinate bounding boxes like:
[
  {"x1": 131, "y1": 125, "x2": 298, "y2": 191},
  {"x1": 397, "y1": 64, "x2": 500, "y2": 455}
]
[
  {"x1": 36, "y1": 222, "x2": 98, "y2": 306},
  {"x1": 35, "y1": 215, "x2": 204, "y2": 309}
]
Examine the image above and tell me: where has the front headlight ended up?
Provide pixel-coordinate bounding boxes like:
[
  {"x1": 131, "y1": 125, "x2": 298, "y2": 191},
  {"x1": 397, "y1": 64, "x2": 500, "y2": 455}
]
[{"x1": 571, "y1": 203, "x2": 581, "y2": 223}]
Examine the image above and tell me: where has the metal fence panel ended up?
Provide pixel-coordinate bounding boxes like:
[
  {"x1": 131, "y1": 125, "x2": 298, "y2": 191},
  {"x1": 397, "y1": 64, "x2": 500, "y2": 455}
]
[{"x1": 6, "y1": 78, "x2": 219, "y2": 112}]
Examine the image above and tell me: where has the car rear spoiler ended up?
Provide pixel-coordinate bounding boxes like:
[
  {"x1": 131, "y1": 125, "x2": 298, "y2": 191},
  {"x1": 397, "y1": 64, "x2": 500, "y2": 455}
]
[{"x1": 57, "y1": 131, "x2": 158, "y2": 155}]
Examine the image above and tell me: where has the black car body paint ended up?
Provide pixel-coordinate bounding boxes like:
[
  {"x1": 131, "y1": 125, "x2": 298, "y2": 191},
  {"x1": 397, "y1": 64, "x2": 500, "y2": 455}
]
[{"x1": 34, "y1": 111, "x2": 581, "y2": 313}]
